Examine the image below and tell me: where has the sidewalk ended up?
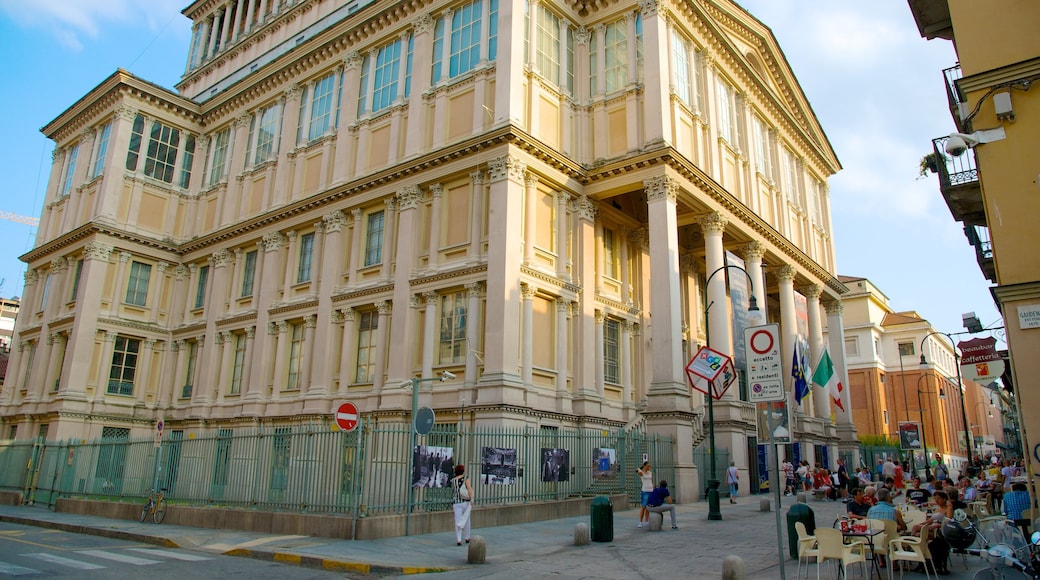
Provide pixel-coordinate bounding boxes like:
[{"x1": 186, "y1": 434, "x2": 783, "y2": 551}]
[{"x1": 0, "y1": 496, "x2": 999, "y2": 578}]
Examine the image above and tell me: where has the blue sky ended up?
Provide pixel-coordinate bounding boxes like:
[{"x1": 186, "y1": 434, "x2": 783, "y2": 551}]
[{"x1": 0, "y1": 0, "x2": 1002, "y2": 341}]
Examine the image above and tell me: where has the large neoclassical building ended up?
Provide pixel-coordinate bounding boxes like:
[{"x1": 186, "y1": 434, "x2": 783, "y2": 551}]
[{"x1": 2, "y1": 0, "x2": 852, "y2": 500}]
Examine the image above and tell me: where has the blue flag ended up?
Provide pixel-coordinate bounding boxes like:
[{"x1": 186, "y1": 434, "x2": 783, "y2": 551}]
[{"x1": 792, "y1": 340, "x2": 810, "y2": 404}]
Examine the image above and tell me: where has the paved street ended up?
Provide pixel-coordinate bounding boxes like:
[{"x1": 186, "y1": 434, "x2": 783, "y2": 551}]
[{"x1": 0, "y1": 496, "x2": 1022, "y2": 579}]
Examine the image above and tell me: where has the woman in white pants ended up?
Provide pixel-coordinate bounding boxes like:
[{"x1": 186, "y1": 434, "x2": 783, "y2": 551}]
[{"x1": 451, "y1": 464, "x2": 474, "y2": 545}]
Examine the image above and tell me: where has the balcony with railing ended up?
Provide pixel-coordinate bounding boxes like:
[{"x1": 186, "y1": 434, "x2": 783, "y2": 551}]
[
  {"x1": 929, "y1": 136, "x2": 985, "y2": 225},
  {"x1": 943, "y1": 65, "x2": 970, "y2": 131},
  {"x1": 963, "y1": 224, "x2": 995, "y2": 282}
]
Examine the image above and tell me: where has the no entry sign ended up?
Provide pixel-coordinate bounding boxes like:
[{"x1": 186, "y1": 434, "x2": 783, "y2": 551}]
[{"x1": 335, "y1": 401, "x2": 360, "y2": 432}]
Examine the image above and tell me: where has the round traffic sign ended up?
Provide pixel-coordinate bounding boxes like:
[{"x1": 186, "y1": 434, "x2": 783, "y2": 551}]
[
  {"x1": 414, "y1": 406, "x2": 435, "y2": 435},
  {"x1": 749, "y1": 329, "x2": 775, "y2": 355},
  {"x1": 156, "y1": 420, "x2": 164, "y2": 436},
  {"x1": 335, "y1": 402, "x2": 360, "y2": 432}
]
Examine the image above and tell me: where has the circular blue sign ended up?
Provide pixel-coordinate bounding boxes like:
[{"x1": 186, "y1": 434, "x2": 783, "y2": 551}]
[{"x1": 415, "y1": 406, "x2": 436, "y2": 435}]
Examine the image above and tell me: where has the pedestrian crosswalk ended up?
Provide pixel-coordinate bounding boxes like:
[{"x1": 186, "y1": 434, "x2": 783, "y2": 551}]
[{"x1": 1, "y1": 547, "x2": 213, "y2": 575}]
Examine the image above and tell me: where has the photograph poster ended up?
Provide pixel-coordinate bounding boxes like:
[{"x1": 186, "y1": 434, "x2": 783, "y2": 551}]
[
  {"x1": 593, "y1": 447, "x2": 617, "y2": 478},
  {"x1": 480, "y1": 446, "x2": 518, "y2": 485},
  {"x1": 898, "y1": 421, "x2": 923, "y2": 450},
  {"x1": 411, "y1": 445, "x2": 454, "y2": 488},
  {"x1": 540, "y1": 448, "x2": 570, "y2": 482}
]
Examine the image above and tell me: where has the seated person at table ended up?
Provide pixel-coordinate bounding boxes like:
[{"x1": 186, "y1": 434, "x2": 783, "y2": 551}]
[
  {"x1": 867, "y1": 488, "x2": 907, "y2": 533},
  {"x1": 847, "y1": 488, "x2": 871, "y2": 519},
  {"x1": 813, "y1": 469, "x2": 835, "y2": 500},
  {"x1": 645, "y1": 479, "x2": 678, "y2": 529},
  {"x1": 932, "y1": 491, "x2": 954, "y2": 519},
  {"x1": 959, "y1": 475, "x2": 979, "y2": 502},
  {"x1": 912, "y1": 510, "x2": 951, "y2": 575},
  {"x1": 863, "y1": 486, "x2": 878, "y2": 506},
  {"x1": 1004, "y1": 482, "x2": 1031, "y2": 524},
  {"x1": 906, "y1": 477, "x2": 933, "y2": 506}
]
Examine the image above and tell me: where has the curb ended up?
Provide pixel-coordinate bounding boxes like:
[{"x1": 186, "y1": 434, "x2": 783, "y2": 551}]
[
  {"x1": 223, "y1": 547, "x2": 459, "y2": 576},
  {"x1": 0, "y1": 513, "x2": 180, "y2": 548}
]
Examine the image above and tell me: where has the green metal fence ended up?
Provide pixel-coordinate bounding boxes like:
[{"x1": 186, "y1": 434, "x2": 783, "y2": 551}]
[{"x1": 0, "y1": 423, "x2": 672, "y2": 517}]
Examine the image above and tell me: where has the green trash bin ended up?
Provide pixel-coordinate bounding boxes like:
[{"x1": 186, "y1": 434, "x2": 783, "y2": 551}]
[
  {"x1": 786, "y1": 502, "x2": 816, "y2": 558},
  {"x1": 590, "y1": 496, "x2": 613, "y2": 542}
]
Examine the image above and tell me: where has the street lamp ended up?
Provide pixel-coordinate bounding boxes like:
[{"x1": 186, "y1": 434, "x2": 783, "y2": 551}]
[
  {"x1": 898, "y1": 346, "x2": 913, "y2": 475},
  {"x1": 915, "y1": 373, "x2": 945, "y2": 479},
  {"x1": 403, "y1": 370, "x2": 456, "y2": 536},
  {"x1": 919, "y1": 331, "x2": 974, "y2": 463},
  {"x1": 703, "y1": 264, "x2": 761, "y2": 521}
]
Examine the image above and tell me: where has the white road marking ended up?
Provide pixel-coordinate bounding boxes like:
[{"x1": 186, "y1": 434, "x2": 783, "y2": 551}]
[
  {"x1": 0, "y1": 560, "x2": 40, "y2": 575},
  {"x1": 25, "y1": 552, "x2": 105, "y2": 569},
  {"x1": 127, "y1": 547, "x2": 213, "y2": 561},
  {"x1": 77, "y1": 549, "x2": 160, "y2": 565}
]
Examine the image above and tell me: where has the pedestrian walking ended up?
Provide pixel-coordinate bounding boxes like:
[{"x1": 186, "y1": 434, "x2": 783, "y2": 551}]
[
  {"x1": 726, "y1": 461, "x2": 739, "y2": 504},
  {"x1": 451, "y1": 464, "x2": 473, "y2": 546},
  {"x1": 637, "y1": 461, "x2": 653, "y2": 527}
]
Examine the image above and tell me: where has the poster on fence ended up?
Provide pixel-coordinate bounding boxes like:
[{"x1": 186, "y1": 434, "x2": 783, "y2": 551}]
[
  {"x1": 540, "y1": 448, "x2": 570, "y2": 482},
  {"x1": 412, "y1": 445, "x2": 454, "y2": 488},
  {"x1": 594, "y1": 447, "x2": 618, "y2": 478},
  {"x1": 480, "y1": 447, "x2": 518, "y2": 485}
]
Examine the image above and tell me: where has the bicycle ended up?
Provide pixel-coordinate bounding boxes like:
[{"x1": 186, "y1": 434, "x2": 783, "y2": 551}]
[{"x1": 140, "y1": 488, "x2": 168, "y2": 524}]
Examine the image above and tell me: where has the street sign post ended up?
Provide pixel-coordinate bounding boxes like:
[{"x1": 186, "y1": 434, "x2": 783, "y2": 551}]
[
  {"x1": 335, "y1": 401, "x2": 361, "y2": 432},
  {"x1": 744, "y1": 324, "x2": 785, "y2": 403}
]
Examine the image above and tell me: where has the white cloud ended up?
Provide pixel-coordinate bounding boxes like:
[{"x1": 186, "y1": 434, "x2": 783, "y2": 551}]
[{"x1": 0, "y1": 0, "x2": 185, "y2": 50}]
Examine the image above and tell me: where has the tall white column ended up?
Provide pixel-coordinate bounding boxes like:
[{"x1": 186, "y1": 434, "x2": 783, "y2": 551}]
[
  {"x1": 700, "y1": 212, "x2": 731, "y2": 356},
  {"x1": 555, "y1": 191, "x2": 569, "y2": 280},
  {"x1": 348, "y1": 208, "x2": 363, "y2": 286},
  {"x1": 594, "y1": 310, "x2": 605, "y2": 397},
  {"x1": 386, "y1": 187, "x2": 421, "y2": 387},
  {"x1": 372, "y1": 300, "x2": 391, "y2": 394},
  {"x1": 338, "y1": 307, "x2": 357, "y2": 391},
  {"x1": 777, "y1": 264, "x2": 798, "y2": 411},
  {"x1": 621, "y1": 320, "x2": 633, "y2": 413},
  {"x1": 421, "y1": 291, "x2": 438, "y2": 379},
  {"x1": 523, "y1": 173, "x2": 538, "y2": 267},
  {"x1": 427, "y1": 184, "x2": 443, "y2": 271},
  {"x1": 464, "y1": 282, "x2": 482, "y2": 388},
  {"x1": 826, "y1": 300, "x2": 853, "y2": 426},
  {"x1": 521, "y1": 282, "x2": 534, "y2": 388},
  {"x1": 806, "y1": 284, "x2": 829, "y2": 420},
  {"x1": 555, "y1": 298, "x2": 569, "y2": 398},
  {"x1": 299, "y1": 315, "x2": 317, "y2": 394},
  {"x1": 467, "y1": 172, "x2": 485, "y2": 265},
  {"x1": 742, "y1": 241, "x2": 767, "y2": 319},
  {"x1": 379, "y1": 198, "x2": 397, "y2": 281},
  {"x1": 645, "y1": 177, "x2": 686, "y2": 397}
]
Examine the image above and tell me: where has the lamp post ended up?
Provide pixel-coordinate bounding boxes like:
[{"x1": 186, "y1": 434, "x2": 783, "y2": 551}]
[
  {"x1": 915, "y1": 373, "x2": 945, "y2": 479},
  {"x1": 703, "y1": 264, "x2": 761, "y2": 521},
  {"x1": 898, "y1": 349, "x2": 914, "y2": 475},
  {"x1": 919, "y1": 331, "x2": 974, "y2": 464},
  {"x1": 404, "y1": 370, "x2": 456, "y2": 536}
]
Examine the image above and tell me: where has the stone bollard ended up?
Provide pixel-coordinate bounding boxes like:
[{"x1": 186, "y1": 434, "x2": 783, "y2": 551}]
[
  {"x1": 574, "y1": 522, "x2": 590, "y2": 546},
  {"x1": 759, "y1": 497, "x2": 771, "y2": 512},
  {"x1": 721, "y1": 555, "x2": 746, "y2": 580},
  {"x1": 796, "y1": 492, "x2": 808, "y2": 504},
  {"x1": 467, "y1": 535, "x2": 486, "y2": 564},
  {"x1": 648, "y1": 512, "x2": 663, "y2": 531}
]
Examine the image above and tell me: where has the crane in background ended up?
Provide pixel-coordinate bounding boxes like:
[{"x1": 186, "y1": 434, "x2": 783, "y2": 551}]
[{"x1": 0, "y1": 212, "x2": 39, "y2": 227}]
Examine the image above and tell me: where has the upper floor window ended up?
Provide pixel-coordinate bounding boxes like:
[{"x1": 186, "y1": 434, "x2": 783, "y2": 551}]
[
  {"x1": 752, "y1": 115, "x2": 771, "y2": 176},
  {"x1": 603, "y1": 20, "x2": 627, "y2": 93},
  {"x1": 603, "y1": 228, "x2": 618, "y2": 279},
  {"x1": 251, "y1": 103, "x2": 280, "y2": 166},
  {"x1": 69, "y1": 258, "x2": 83, "y2": 302},
  {"x1": 125, "y1": 261, "x2": 151, "y2": 307},
  {"x1": 364, "y1": 211, "x2": 385, "y2": 267},
  {"x1": 589, "y1": 13, "x2": 642, "y2": 96},
  {"x1": 358, "y1": 34, "x2": 413, "y2": 116},
  {"x1": 716, "y1": 78, "x2": 738, "y2": 145},
  {"x1": 432, "y1": 0, "x2": 499, "y2": 83},
  {"x1": 781, "y1": 146, "x2": 802, "y2": 207},
  {"x1": 296, "y1": 233, "x2": 314, "y2": 283},
  {"x1": 671, "y1": 30, "x2": 698, "y2": 110},
  {"x1": 308, "y1": 72, "x2": 336, "y2": 142},
  {"x1": 195, "y1": 264, "x2": 209, "y2": 309},
  {"x1": 60, "y1": 143, "x2": 79, "y2": 197},
  {"x1": 604, "y1": 318, "x2": 620, "y2": 384},
  {"x1": 241, "y1": 250, "x2": 257, "y2": 297},
  {"x1": 178, "y1": 135, "x2": 196, "y2": 189},
  {"x1": 533, "y1": 4, "x2": 561, "y2": 86},
  {"x1": 208, "y1": 127, "x2": 231, "y2": 186},
  {"x1": 230, "y1": 333, "x2": 246, "y2": 395},
  {"x1": 355, "y1": 310, "x2": 378, "y2": 383},
  {"x1": 125, "y1": 115, "x2": 196, "y2": 186},
  {"x1": 91, "y1": 121, "x2": 112, "y2": 178},
  {"x1": 287, "y1": 322, "x2": 304, "y2": 390},
  {"x1": 439, "y1": 291, "x2": 467, "y2": 364},
  {"x1": 107, "y1": 336, "x2": 140, "y2": 396}
]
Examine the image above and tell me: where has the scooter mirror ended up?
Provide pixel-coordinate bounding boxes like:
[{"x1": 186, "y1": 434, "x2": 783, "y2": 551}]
[{"x1": 1031, "y1": 530, "x2": 1040, "y2": 546}]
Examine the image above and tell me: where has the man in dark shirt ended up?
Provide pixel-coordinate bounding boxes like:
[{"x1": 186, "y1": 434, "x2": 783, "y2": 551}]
[
  {"x1": 646, "y1": 480, "x2": 678, "y2": 529},
  {"x1": 846, "y1": 488, "x2": 871, "y2": 519},
  {"x1": 906, "y1": 476, "x2": 933, "y2": 506}
]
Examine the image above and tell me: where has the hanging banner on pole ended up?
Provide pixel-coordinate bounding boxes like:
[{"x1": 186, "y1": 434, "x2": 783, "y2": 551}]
[
  {"x1": 756, "y1": 401, "x2": 791, "y2": 444},
  {"x1": 686, "y1": 346, "x2": 736, "y2": 400}
]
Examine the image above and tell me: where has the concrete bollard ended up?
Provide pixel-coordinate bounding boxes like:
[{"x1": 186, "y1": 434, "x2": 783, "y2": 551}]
[
  {"x1": 574, "y1": 522, "x2": 590, "y2": 546},
  {"x1": 721, "y1": 555, "x2": 746, "y2": 580},
  {"x1": 648, "y1": 512, "x2": 663, "y2": 531},
  {"x1": 759, "y1": 497, "x2": 771, "y2": 512},
  {"x1": 467, "y1": 535, "x2": 486, "y2": 564}
]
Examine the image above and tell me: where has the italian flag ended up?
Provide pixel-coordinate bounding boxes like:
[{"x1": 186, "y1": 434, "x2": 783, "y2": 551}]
[{"x1": 811, "y1": 348, "x2": 845, "y2": 412}]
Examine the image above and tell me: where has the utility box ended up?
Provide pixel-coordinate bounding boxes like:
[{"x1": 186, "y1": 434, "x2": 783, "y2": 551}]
[
  {"x1": 590, "y1": 496, "x2": 614, "y2": 542},
  {"x1": 786, "y1": 502, "x2": 816, "y2": 558}
]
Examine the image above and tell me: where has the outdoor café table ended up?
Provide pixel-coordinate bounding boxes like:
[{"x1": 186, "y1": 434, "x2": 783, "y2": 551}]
[{"x1": 842, "y1": 525, "x2": 884, "y2": 579}]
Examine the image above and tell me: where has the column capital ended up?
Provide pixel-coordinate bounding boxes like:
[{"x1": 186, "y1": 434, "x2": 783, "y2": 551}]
[
  {"x1": 698, "y1": 211, "x2": 727, "y2": 235},
  {"x1": 345, "y1": 50, "x2": 362, "y2": 70},
  {"x1": 802, "y1": 284, "x2": 822, "y2": 300},
  {"x1": 524, "y1": 172, "x2": 539, "y2": 188},
  {"x1": 397, "y1": 185, "x2": 423, "y2": 210},
  {"x1": 211, "y1": 248, "x2": 233, "y2": 268},
  {"x1": 466, "y1": 282, "x2": 483, "y2": 298},
  {"x1": 741, "y1": 240, "x2": 765, "y2": 261},
  {"x1": 262, "y1": 232, "x2": 286, "y2": 251},
  {"x1": 556, "y1": 297, "x2": 569, "y2": 312},
  {"x1": 776, "y1": 264, "x2": 797, "y2": 282},
  {"x1": 428, "y1": 183, "x2": 444, "y2": 198},
  {"x1": 594, "y1": 309, "x2": 605, "y2": 324},
  {"x1": 323, "y1": 209, "x2": 347, "y2": 233},
  {"x1": 84, "y1": 241, "x2": 113, "y2": 261},
  {"x1": 351, "y1": 207, "x2": 363, "y2": 222},
  {"x1": 643, "y1": 176, "x2": 678, "y2": 203},
  {"x1": 520, "y1": 282, "x2": 535, "y2": 300},
  {"x1": 409, "y1": 294, "x2": 421, "y2": 308},
  {"x1": 572, "y1": 194, "x2": 597, "y2": 221},
  {"x1": 423, "y1": 290, "x2": 438, "y2": 305},
  {"x1": 245, "y1": 325, "x2": 256, "y2": 338},
  {"x1": 276, "y1": 320, "x2": 289, "y2": 333},
  {"x1": 680, "y1": 254, "x2": 701, "y2": 275},
  {"x1": 340, "y1": 306, "x2": 356, "y2": 321},
  {"x1": 376, "y1": 300, "x2": 392, "y2": 315},
  {"x1": 638, "y1": 0, "x2": 659, "y2": 16},
  {"x1": 574, "y1": 25, "x2": 590, "y2": 45},
  {"x1": 825, "y1": 300, "x2": 844, "y2": 316},
  {"x1": 304, "y1": 314, "x2": 317, "y2": 328},
  {"x1": 119, "y1": 251, "x2": 132, "y2": 264},
  {"x1": 23, "y1": 270, "x2": 38, "y2": 285},
  {"x1": 49, "y1": 257, "x2": 68, "y2": 274},
  {"x1": 414, "y1": 13, "x2": 434, "y2": 34},
  {"x1": 488, "y1": 155, "x2": 527, "y2": 183},
  {"x1": 174, "y1": 264, "x2": 190, "y2": 280},
  {"x1": 469, "y1": 171, "x2": 485, "y2": 184}
]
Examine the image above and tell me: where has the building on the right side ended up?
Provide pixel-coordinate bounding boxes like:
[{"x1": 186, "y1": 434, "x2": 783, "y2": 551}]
[{"x1": 907, "y1": 1, "x2": 1039, "y2": 476}]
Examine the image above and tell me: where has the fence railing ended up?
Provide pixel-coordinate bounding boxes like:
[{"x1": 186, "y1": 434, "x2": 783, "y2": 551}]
[{"x1": 0, "y1": 423, "x2": 673, "y2": 517}]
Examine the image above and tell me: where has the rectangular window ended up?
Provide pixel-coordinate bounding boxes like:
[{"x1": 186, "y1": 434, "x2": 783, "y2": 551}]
[
  {"x1": 450, "y1": 0, "x2": 482, "y2": 78},
  {"x1": 535, "y1": 5, "x2": 560, "y2": 85},
  {"x1": 296, "y1": 85, "x2": 309, "y2": 144},
  {"x1": 296, "y1": 232, "x2": 314, "y2": 283},
  {"x1": 370, "y1": 37, "x2": 403, "y2": 114},
  {"x1": 439, "y1": 291, "x2": 467, "y2": 364},
  {"x1": 287, "y1": 322, "x2": 304, "y2": 389},
  {"x1": 182, "y1": 340, "x2": 198, "y2": 398},
  {"x1": 589, "y1": 29, "x2": 597, "y2": 95},
  {"x1": 61, "y1": 144, "x2": 79, "y2": 197},
  {"x1": 752, "y1": 115, "x2": 769, "y2": 175},
  {"x1": 144, "y1": 120, "x2": 181, "y2": 183},
  {"x1": 195, "y1": 265, "x2": 209, "y2": 309},
  {"x1": 21, "y1": 342, "x2": 36, "y2": 390},
  {"x1": 39, "y1": 274, "x2": 52, "y2": 312},
  {"x1": 69, "y1": 258, "x2": 83, "y2": 302},
  {"x1": 230, "y1": 333, "x2": 246, "y2": 395},
  {"x1": 178, "y1": 134, "x2": 195, "y2": 188},
  {"x1": 254, "y1": 103, "x2": 280, "y2": 164},
  {"x1": 431, "y1": 16, "x2": 444, "y2": 83},
  {"x1": 672, "y1": 31, "x2": 692, "y2": 108},
  {"x1": 783, "y1": 147, "x2": 801, "y2": 206},
  {"x1": 364, "y1": 211, "x2": 385, "y2": 266},
  {"x1": 209, "y1": 128, "x2": 230, "y2": 186},
  {"x1": 566, "y1": 26, "x2": 574, "y2": 93},
  {"x1": 604, "y1": 20, "x2": 627, "y2": 93},
  {"x1": 241, "y1": 250, "x2": 257, "y2": 297},
  {"x1": 355, "y1": 311, "x2": 377, "y2": 383},
  {"x1": 125, "y1": 261, "x2": 151, "y2": 307},
  {"x1": 125, "y1": 114, "x2": 145, "y2": 171},
  {"x1": 488, "y1": 0, "x2": 498, "y2": 60},
  {"x1": 635, "y1": 13, "x2": 643, "y2": 82},
  {"x1": 897, "y1": 342, "x2": 915, "y2": 357},
  {"x1": 107, "y1": 336, "x2": 140, "y2": 396},
  {"x1": 604, "y1": 318, "x2": 620, "y2": 384},
  {"x1": 717, "y1": 79, "x2": 735, "y2": 144},
  {"x1": 307, "y1": 72, "x2": 335, "y2": 141},
  {"x1": 92, "y1": 121, "x2": 111, "y2": 178},
  {"x1": 404, "y1": 33, "x2": 414, "y2": 98},
  {"x1": 603, "y1": 228, "x2": 618, "y2": 279}
]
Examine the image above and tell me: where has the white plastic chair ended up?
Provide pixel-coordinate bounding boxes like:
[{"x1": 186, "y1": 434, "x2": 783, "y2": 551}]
[
  {"x1": 816, "y1": 527, "x2": 867, "y2": 579},
  {"x1": 889, "y1": 533, "x2": 933, "y2": 579},
  {"x1": 795, "y1": 521, "x2": 820, "y2": 580}
]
